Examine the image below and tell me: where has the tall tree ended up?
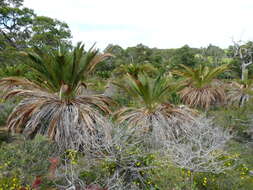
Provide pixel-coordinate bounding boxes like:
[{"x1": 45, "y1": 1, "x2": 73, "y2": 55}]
[
  {"x1": 0, "y1": 0, "x2": 72, "y2": 66},
  {"x1": 29, "y1": 16, "x2": 72, "y2": 48},
  {"x1": 0, "y1": 0, "x2": 35, "y2": 49},
  {"x1": 125, "y1": 44, "x2": 153, "y2": 63}
]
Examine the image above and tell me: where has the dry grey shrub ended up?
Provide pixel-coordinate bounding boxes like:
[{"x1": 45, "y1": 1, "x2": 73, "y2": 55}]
[
  {"x1": 53, "y1": 156, "x2": 85, "y2": 190},
  {"x1": 85, "y1": 126, "x2": 157, "y2": 189},
  {"x1": 54, "y1": 125, "x2": 158, "y2": 190},
  {"x1": 115, "y1": 106, "x2": 197, "y2": 150},
  {"x1": 162, "y1": 116, "x2": 234, "y2": 173},
  {"x1": 144, "y1": 110, "x2": 196, "y2": 145},
  {"x1": 26, "y1": 102, "x2": 112, "y2": 152},
  {"x1": 100, "y1": 127, "x2": 154, "y2": 189}
]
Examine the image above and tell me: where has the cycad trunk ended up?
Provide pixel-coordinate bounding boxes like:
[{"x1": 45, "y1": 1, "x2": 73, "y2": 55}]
[
  {"x1": 240, "y1": 64, "x2": 249, "y2": 107},
  {"x1": 241, "y1": 64, "x2": 248, "y2": 81}
]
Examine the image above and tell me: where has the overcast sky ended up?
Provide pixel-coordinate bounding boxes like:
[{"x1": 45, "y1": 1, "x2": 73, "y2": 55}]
[{"x1": 24, "y1": 0, "x2": 253, "y2": 50}]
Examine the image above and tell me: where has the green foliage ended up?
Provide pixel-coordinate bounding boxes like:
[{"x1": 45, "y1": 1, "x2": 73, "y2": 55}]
[
  {"x1": 125, "y1": 44, "x2": 153, "y2": 63},
  {"x1": 0, "y1": 0, "x2": 34, "y2": 66},
  {"x1": 0, "y1": 0, "x2": 72, "y2": 67},
  {"x1": 199, "y1": 44, "x2": 227, "y2": 67},
  {"x1": 0, "y1": 64, "x2": 29, "y2": 78},
  {"x1": 96, "y1": 70, "x2": 112, "y2": 79},
  {"x1": 0, "y1": 99, "x2": 16, "y2": 126},
  {"x1": 174, "y1": 63, "x2": 229, "y2": 88},
  {"x1": 86, "y1": 76, "x2": 107, "y2": 93},
  {"x1": 115, "y1": 74, "x2": 178, "y2": 112},
  {"x1": 111, "y1": 90, "x2": 134, "y2": 107},
  {"x1": 150, "y1": 164, "x2": 195, "y2": 190},
  {"x1": 149, "y1": 153, "x2": 253, "y2": 190},
  {"x1": 172, "y1": 64, "x2": 229, "y2": 109},
  {"x1": 103, "y1": 44, "x2": 170, "y2": 74},
  {"x1": 113, "y1": 63, "x2": 157, "y2": 79},
  {"x1": 0, "y1": 175, "x2": 24, "y2": 190},
  {"x1": 0, "y1": 132, "x2": 13, "y2": 146},
  {"x1": 191, "y1": 141, "x2": 253, "y2": 190},
  {"x1": 170, "y1": 45, "x2": 198, "y2": 68},
  {"x1": 30, "y1": 16, "x2": 72, "y2": 48},
  {"x1": 192, "y1": 165, "x2": 253, "y2": 190},
  {"x1": 23, "y1": 43, "x2": 102, "y2": 98},
  {"x1": 0, "y1": 0, "x2": 35, "y2": 48},
  {"x1": 103, "y1": 44, "x2": 125, "y2": 70},
  {"x1": 79, "y1": 170, "x2": 97, "y2": 185},
  {"x1": 0, "y1": 135, "x2": 58, "y2": 185},
  {"x1": 210, "y1": 105, "x2": 253, "y2": 140}
]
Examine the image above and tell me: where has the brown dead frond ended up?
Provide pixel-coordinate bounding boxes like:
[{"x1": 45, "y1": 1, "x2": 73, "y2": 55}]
[
  {"x1": 114, "y1": 103, "x2": 197, "y2": 141},
  {"x1": 1, "y1": 81, "x2": 114, "y2": 151},
  {"x1": 0, "y1": 44, "x2": 115, "y2": 151},
  {"x1": 179, "y1": 84, "x2": 226, "y2": 110}
]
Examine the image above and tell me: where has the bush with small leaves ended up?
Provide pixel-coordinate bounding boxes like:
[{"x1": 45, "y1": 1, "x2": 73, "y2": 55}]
[{"x1": 0, "y1": 135, "x2": 58, "y2": 186}]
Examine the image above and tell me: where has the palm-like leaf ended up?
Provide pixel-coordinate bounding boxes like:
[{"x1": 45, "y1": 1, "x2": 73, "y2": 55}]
[
  {"x1": 114, "y1": 74, "x2": 179, "y2": 111},
  {"x1": 114, "y1": 74, "x2": 196, "y2": 140},
  {"x1": 173, "y1": 64, "x2": 229, "y2": 109},
  {"x1": 20, "y1": 43, "x2": 112, "y2": 98},
  {"x1": 0, "y1": 43, "x2": 113, "y2": 151},
  {"x1": 113, "y1": 63, "x2": 157, "y2": 79}
]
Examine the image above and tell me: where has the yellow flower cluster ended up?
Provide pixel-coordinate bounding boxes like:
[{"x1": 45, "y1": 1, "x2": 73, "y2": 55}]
[
  {"x1": 239, "y1": 164, "x2": 250, "y2": 180},
  {"x1": 202, "y1": 177, "x2": 207, "y2": 186},
  {"x1": 0, "y1": 177, "x2": 22, "y2": 190},
  {"x1": 66, "y1": 149, "x2": 78, "y2": 165},
  {"x1": 0, "y1": 161, "x2": 11, "y2": 170}
]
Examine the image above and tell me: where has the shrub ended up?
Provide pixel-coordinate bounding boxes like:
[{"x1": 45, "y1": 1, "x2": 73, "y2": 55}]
[
  {"x1": 52, "y1": 125, "x2": 161, "y2": 190},
  {"x1": 0, "y1": 135, "x2": 58, "y2": 186},
  {"x1": 0, "y1": 99, "x2": 16, "y2": 126},
  {"x1": 210, "y1": 104, "x2": 253, "y2": 140}
]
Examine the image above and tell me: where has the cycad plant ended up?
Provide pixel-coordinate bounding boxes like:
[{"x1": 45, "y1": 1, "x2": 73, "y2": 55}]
[
  {"x1": 173, "y1": 64, "x2": 229, "y2": 110},
  {"x1": 0, "y1": 43, "x2": 113, "y2": 150},
  {"x1": 113, "y1": 63, "x2": 157, "y2": 79},
  {"x1": 114, "y1": 74, "x2": 196, "y2": 141}
]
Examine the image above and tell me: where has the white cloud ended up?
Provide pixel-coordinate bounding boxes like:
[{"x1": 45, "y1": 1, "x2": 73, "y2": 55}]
[{"x1": 24, "y1": 0, "x2": 253, "y2": 49}]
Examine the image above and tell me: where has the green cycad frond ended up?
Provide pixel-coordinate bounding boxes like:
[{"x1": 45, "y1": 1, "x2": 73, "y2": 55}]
[
  {"x1": 173, "y1": 64, "x2": 229, "y2": 109},
  {"x1": 113, "y1": 63, "x2": 157, "y2": 79},
  {"x1": 21, "y1": 43, "x2": 112, "y2": 99},
  {"x1": 113, "y1": 74, "x2": 196, "y2": 138},
  {"x1": 174, "y1": 64, "x2": 229, "y2": 88},
  {"x1": 115, "y1": 74, "x2": 176, "y2": 112},
  {"x1": 0, "y1": 64, "x2": 29, "y2": 78}
]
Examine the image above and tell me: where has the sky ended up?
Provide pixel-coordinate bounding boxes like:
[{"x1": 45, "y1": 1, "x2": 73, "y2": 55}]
[{"x1": 24, "y1": 0, "x2": 253, "y2": 50}]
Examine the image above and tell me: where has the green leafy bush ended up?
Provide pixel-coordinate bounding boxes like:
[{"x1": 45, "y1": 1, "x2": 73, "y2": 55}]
[
  {"x1": 210, "y1": 104, "x2": 253, "y2": 140},
  {"x1": 0, "y1": 135, "x2": 58, "y2": 185},
  {"x1": 0, "y1": 99, "x2": 16, "y2": 126}
]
